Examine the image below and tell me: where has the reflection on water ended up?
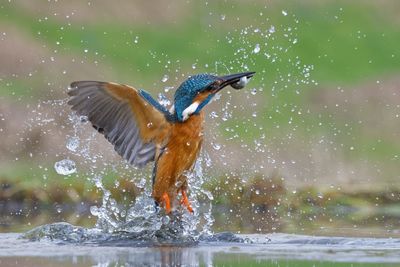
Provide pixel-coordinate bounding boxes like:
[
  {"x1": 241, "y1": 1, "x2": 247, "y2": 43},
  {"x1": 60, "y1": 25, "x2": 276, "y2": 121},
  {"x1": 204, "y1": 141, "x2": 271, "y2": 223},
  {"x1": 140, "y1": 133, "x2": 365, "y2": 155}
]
[
  {"x1": 1, "y1": 254, "x2": 399, "y2": 267},
  {"x1": 1, "y1": 230, "x2": 400, "y2": 266}
]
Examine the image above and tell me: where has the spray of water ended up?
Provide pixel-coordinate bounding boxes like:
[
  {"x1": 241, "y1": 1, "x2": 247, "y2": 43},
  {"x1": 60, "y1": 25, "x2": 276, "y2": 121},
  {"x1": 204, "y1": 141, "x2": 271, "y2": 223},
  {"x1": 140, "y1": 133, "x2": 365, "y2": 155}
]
[{"x1": 56, "y1": 113, "x2": 216, "y2": 242}]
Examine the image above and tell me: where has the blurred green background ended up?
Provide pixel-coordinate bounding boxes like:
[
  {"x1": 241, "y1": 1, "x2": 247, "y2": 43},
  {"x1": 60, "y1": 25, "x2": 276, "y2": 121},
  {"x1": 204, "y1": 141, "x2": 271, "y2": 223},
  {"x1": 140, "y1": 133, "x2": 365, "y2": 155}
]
[{"x1": 0, "y1": 0, "x2": 400, "y2": 234}]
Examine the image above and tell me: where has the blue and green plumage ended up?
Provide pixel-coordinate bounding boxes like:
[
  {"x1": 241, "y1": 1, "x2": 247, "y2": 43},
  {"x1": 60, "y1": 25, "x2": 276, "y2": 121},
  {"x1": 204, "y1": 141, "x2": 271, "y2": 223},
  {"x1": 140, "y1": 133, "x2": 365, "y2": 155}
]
[{"x1": 173, "y1": 74, "x2": 217, "y2": 121}]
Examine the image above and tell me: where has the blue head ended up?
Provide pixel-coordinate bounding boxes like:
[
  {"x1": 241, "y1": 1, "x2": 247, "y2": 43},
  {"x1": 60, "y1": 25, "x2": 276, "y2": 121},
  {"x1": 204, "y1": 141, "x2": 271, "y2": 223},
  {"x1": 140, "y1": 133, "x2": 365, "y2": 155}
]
[{"x1": 173, "y1": 72, "x2": 255, "y2": 122}]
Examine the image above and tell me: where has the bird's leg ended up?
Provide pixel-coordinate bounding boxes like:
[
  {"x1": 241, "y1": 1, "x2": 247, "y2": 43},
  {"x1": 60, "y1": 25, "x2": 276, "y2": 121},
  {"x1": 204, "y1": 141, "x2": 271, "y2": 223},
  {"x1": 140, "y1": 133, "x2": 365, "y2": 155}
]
[
  {"x1": 180, "y1": 189, "x2": 193, "y2": 213},
  {"x1": 162, "y1": 192, "x2": 171, "y2": 214}
]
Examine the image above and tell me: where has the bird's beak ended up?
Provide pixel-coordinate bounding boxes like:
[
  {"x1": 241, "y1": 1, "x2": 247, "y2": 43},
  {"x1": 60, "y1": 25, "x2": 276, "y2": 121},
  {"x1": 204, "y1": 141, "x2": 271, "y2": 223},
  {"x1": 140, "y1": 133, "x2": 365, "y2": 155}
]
[{"x1": 218, "y1": 71, "x2": 256, "y2": 90}]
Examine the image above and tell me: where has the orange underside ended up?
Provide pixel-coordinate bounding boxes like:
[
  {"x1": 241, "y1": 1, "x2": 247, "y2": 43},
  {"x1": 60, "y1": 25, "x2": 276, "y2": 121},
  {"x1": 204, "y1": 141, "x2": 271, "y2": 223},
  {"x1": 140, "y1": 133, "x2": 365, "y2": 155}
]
[
  {"x1": 152, "y1": 112, "x2": 205, "y2": 214},
  {"x1": 99, "y1": 82, "x2": 211, "y2": 214}
]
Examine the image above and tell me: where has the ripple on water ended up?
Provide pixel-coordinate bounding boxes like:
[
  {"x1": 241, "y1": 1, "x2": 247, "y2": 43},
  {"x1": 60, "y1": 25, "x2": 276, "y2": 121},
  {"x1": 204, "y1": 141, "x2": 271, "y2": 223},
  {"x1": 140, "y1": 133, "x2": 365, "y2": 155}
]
[{"x1": 21, "y1": 222, "x2": 249, "y2": 247}]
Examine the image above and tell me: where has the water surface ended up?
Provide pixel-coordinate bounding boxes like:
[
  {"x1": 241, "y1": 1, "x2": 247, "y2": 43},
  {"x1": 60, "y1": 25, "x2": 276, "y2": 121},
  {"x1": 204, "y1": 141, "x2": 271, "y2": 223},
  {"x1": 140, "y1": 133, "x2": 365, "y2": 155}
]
[{"x1": 1, "y1": 223, "x2": 400, "y2": 267}]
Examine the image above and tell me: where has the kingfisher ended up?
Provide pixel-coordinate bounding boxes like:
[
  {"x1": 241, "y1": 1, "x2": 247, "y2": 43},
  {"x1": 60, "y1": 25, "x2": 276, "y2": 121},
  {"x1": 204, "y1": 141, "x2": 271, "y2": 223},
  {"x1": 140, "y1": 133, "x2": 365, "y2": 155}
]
[{"x1": 67, "y1": 71, "x2": 255, "y2": 214}]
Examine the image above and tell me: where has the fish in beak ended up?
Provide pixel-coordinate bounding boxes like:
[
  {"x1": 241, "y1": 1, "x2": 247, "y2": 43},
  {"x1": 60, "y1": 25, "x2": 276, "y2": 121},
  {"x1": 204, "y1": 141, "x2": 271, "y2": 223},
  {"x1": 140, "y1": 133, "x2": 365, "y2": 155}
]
[{"x1": 218, "y1": 71, "x2": 256, "y2": 90}]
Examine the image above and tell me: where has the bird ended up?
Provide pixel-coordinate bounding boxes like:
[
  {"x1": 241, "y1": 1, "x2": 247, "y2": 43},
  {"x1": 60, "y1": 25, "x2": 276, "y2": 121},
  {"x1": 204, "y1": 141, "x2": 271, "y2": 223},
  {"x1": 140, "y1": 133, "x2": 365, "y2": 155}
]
[{"x1": 67, "y1": 71, "x2": 255, "y2": 214}]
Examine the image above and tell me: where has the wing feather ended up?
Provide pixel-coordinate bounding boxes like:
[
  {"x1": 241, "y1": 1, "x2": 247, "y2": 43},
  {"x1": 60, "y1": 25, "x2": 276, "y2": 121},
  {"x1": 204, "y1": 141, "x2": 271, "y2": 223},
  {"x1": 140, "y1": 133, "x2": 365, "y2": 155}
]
[{"x1": 68, "y1": 81, "x2": 171, "y2": 168}]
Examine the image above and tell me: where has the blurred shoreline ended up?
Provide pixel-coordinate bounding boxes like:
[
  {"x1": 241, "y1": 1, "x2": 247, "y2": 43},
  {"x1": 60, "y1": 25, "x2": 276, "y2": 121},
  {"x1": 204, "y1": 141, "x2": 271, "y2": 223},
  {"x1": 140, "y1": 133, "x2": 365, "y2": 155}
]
[{"x1": 2, "y1": 175, "x2": 400, "y2": 237}]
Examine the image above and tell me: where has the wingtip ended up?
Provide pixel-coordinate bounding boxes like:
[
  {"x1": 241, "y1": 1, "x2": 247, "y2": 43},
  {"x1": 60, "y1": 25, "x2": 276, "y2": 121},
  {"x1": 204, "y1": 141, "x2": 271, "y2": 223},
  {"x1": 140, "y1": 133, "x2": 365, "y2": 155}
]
[
  {"x1": 70, "y1": 81, "x2": 79, "y2": 88},
  {"x1": 67, "y1": 81, "x2": 82, "y2": 96},
  {"x1": 70, "y1": 81, "x2": 106, "y2": 88},
  {"x1": 68, "y1": 81, "x2": 104, "y2": 96},
  {"x1": 67, "y1": 88, "x2": 75, "y2": 97}
]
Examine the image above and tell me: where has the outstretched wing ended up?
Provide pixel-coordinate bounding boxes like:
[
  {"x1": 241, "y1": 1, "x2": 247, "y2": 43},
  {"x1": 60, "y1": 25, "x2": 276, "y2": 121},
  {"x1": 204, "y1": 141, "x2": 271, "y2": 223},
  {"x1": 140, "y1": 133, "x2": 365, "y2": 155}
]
[{"x1": 68, "y1": 81, "x2": 171, "y2": 168}]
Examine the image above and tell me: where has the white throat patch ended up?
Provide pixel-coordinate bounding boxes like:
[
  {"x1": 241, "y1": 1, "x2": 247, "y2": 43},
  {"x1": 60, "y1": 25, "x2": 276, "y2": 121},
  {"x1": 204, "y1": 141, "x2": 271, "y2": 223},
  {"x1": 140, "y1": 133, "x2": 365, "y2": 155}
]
[{"x1": 182, "y1": 102, "x2": 199, "y2": 121}]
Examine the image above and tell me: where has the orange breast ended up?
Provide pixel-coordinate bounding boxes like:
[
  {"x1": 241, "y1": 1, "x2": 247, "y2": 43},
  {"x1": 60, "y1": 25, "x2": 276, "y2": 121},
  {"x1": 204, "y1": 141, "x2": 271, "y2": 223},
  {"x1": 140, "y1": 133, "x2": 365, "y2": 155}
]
[{"x1": 152, "y1": 112, "x2": 204, "y2": 203}]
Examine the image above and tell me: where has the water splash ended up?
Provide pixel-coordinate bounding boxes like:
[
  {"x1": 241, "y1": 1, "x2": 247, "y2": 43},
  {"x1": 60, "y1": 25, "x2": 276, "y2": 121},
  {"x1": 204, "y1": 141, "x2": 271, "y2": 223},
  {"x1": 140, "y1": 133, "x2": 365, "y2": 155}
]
[
  {"x1": 66, "y1": 136, "x2": 79, "y2": 152},
  {"x1": 86, "y1": 151, "x2": 216, "y2": 242},
  {"x1": 54, "y1": 159, "x2": 76, "y2": 175},
  {"x1": 157, "y1": 93, "x2": 171, "y2": 107},
  {"x1": 50, "y1": 107, "x2": 218, "y2": 243},
  {"x1": 25, "y1": 145, "x2": 220, "y2": 245},
  {"x1": 21, "y1": 222, "x2": 248, "y2": 246}
]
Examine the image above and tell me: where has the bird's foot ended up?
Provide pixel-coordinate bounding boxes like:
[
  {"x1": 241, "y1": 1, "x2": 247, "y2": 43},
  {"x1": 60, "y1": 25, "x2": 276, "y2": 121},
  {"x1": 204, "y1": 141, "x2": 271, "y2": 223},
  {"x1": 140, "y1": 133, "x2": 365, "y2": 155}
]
[
  {"x1": 162, "y1": 192, "x2": 171, "y2": 214},
  {"x1": 180, "y1": 190, "x2": 193, "y2": 213}
]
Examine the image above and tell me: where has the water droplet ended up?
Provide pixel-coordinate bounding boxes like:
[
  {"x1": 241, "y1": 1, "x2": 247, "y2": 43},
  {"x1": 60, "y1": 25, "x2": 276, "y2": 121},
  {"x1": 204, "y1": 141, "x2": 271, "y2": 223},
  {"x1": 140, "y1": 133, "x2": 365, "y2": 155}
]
[
  {"x1": 90, "y1": 206, "x2": 99, "y2": 216},
  {"x1": 164, "y1": 86, "x2": 174, "y2": 93},
  {"x1": 161, "y1": 74, "x2": 169, "y2": 83},
  {"x1": 162, "y1": 216, "x2": 170, "y2": 224},
  {"x1": 204, "y1": 151, "x2": 212, "y2": 167},
  {"x1": 133, "y1": 36, "x2": 139, "y2": 44},
  {"x1": 93, "y1": 176, "x2": 103, "y2": 188},
  {"x1": 253, "y1": 43, "x2": 260, "y2": 54},
  {"x1": 282, "y1": 10, "x2": 288, "y2": 16},
  {"x1": 158, "y1": 93, "x2": 171, "y2": 107},
  {"x1": 66, "y1": 137, "x2": 79, "y2": 152},
  {"x1": 136, "y1": 178, "x2": 146, "y2": 188},
  {"x1": 79, "y1": 116, "x2": 88, "y2": 123},
  {"x1": 269, "y1": 25, "x2": 275, "y2": 33},
  {"x1": 210, "y1": 111, "x2": 218, "y2": 118},
  {"x1": 54, "y1": 159, "x2": 76, "y2": 175},
  {"x1": 203, "y1": 190, "x2": 214, "y2": 200},
  {"x1": 220, "y1": 14, "x2": 226, "y2": 21},
  {"x1": 212, "y1": 143, "x2": 221, "y2": 151},
  {"x1": 84, "y1": 49, "x2": 88, "y2": 53}
]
